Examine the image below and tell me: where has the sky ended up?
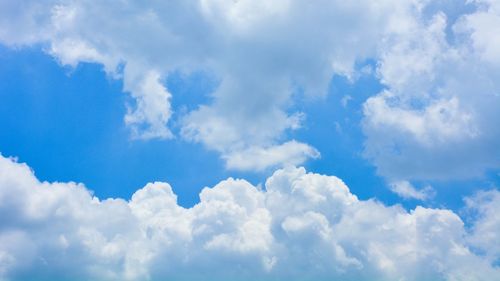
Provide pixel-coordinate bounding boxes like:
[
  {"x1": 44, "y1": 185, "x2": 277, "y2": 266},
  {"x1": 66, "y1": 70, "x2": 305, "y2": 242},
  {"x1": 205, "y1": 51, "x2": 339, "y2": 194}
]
[{"x1": 0, "y1": 0, "x2": 499, "y2": 280}]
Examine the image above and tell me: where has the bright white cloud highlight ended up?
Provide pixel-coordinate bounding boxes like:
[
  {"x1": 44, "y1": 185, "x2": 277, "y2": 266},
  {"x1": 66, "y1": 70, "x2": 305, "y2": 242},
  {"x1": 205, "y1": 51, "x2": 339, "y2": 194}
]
[{"x1": 0, "y1": 155, "x2": 498, "y2": 281}]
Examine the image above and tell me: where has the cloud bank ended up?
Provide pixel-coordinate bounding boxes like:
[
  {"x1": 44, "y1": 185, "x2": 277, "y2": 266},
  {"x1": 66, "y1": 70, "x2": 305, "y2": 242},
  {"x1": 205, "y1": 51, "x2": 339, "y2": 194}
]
[
  {"x1": 2, "y1": 0, "x2": 499, "y2": 178},
  {"x1": 0, "y1": 154, "x2": 498, "y2": 281}
]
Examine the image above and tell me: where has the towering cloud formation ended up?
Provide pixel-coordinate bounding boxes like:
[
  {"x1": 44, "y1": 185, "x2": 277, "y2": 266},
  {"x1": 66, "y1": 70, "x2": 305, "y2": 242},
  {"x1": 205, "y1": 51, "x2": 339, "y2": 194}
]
[{"x1": 0, "y1": 155, "x2": 498, "y2": 281}]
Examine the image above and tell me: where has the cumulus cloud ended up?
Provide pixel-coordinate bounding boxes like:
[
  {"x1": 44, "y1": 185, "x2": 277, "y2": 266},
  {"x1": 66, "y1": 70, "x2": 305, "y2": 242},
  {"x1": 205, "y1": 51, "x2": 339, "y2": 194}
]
[
  {"x1": 2, "y1": 0, "x2": 500, "y2": 177},
  {"x1": 0, "y1": 154, "x2": 498, "y2": 280},
  {"x1": 362, "y1": 0, "x2": 500, "y2": 180},
  {"x1": 0, "y1": 0, "x2": 421, "y2": 171}
]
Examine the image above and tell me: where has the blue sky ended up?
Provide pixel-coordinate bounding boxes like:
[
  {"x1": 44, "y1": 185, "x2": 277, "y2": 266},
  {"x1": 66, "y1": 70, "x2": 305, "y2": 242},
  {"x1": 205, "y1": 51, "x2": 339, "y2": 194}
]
[
  {"x1": 0, "y1": 1, "x2": 499, "y2": 280},
  {"x1": 0, "y1": 45, "x2": 228, "y2": 206},
  {"x1": 2, "y1": 46, "x2": 496, "y2": 210}
]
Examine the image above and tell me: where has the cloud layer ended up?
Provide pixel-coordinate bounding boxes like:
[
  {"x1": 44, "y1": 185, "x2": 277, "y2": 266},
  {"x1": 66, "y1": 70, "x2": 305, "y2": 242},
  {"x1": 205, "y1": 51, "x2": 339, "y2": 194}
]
[
  {"x1": 0, "y1": 154, "x2": 498, "y2": 281},
  {"x1": 2, "y1": 0, "x2": 499, "y2": 177}
]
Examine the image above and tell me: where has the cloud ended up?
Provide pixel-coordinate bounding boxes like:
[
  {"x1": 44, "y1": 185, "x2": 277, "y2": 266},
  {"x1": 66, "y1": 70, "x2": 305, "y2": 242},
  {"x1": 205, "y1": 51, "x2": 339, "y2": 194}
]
[
  {"x1": 389, "y1": 180, "x2": 435, "y2": 201},
  {"x1": 0, "y1": 0, "x2": 421, "y2": 171},
  {"x1": 464, "y1": 189, "x2": 500, "y2": 265},
  {"x1": 362, "y1": 0, "x2": 500, "y2": 180},
  {"x1": 0, "y1": 154, "x2": 498, "y2": 280},
  {"x1": 222, "y1": 140, "x2": 320, "y2": 172},
  {"x1": 123, "y1": 70, "x2": 173, "y2": 140},
  {"x1": 2, "y1": 0, "x2": 500, "y2": 176}
]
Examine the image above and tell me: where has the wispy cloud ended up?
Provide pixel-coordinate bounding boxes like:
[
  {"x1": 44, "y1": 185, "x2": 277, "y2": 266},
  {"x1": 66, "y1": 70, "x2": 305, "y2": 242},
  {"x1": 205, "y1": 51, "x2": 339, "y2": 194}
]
[{"x1": 389, "y1": 180, "x2": 435, "y2": 201}]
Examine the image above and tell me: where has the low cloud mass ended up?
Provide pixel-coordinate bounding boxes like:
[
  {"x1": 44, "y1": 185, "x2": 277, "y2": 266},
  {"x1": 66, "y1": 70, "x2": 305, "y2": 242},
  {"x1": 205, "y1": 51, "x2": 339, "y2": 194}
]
[{"x1": 0, "y1": 155, "x2": 498, "y2": 281}]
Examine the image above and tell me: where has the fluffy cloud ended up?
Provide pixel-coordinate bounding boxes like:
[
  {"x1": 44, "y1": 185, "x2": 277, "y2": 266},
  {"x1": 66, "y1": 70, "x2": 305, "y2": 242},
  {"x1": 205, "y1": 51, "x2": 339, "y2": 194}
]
[
  {"x1": 0, "y1": 0, "x2": 419, "y2": 171},
  {"x1": 2, "y1": 1, "x2": 500, "y2": 177},
  {"x1": 464, "y1": 189, "x2": 500, "y2": 265},
  {"x1": 362, "y1": 0, "x2": 500, "y2": 180},
  {"x1": 0, "y1": 154, "x2": 498, "y2": 280}
]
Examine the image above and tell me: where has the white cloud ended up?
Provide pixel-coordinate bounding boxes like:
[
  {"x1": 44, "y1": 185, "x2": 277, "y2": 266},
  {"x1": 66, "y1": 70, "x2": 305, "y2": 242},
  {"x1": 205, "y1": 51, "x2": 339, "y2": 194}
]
[
  {"x1": 464, "y1": 189, "x2": 500, "y2": 265},
  {"x1": 389, "y1": 180, "x2": 435, "y2": 201},
  {"x1": 364, "y1": 94, "x2": 476, "y2": 145},
  {"x1": 458, "y1": 0, "x2": 500, "y2": 64},
  {"x1": 2, "y1": 0, "x2": 500, "y2": 177},
  {"x1": 223, "y1": 140, "x2": 320, "y2": 172},
  {"x1": 362, "y1": 1, "x2": 500, "y2": 180},
  {"x1": 0, "y1": 154, "x2": 498, "y2": 280},
  {"x1": 1, "y1": 1, "x2": 499, "y2": 179},
  {"x1": 0, "y1": 0, "x2": 421, "y2": 171},
  {"x1": 123, "y1": 70, "x2": 173, "y2": 140}
]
